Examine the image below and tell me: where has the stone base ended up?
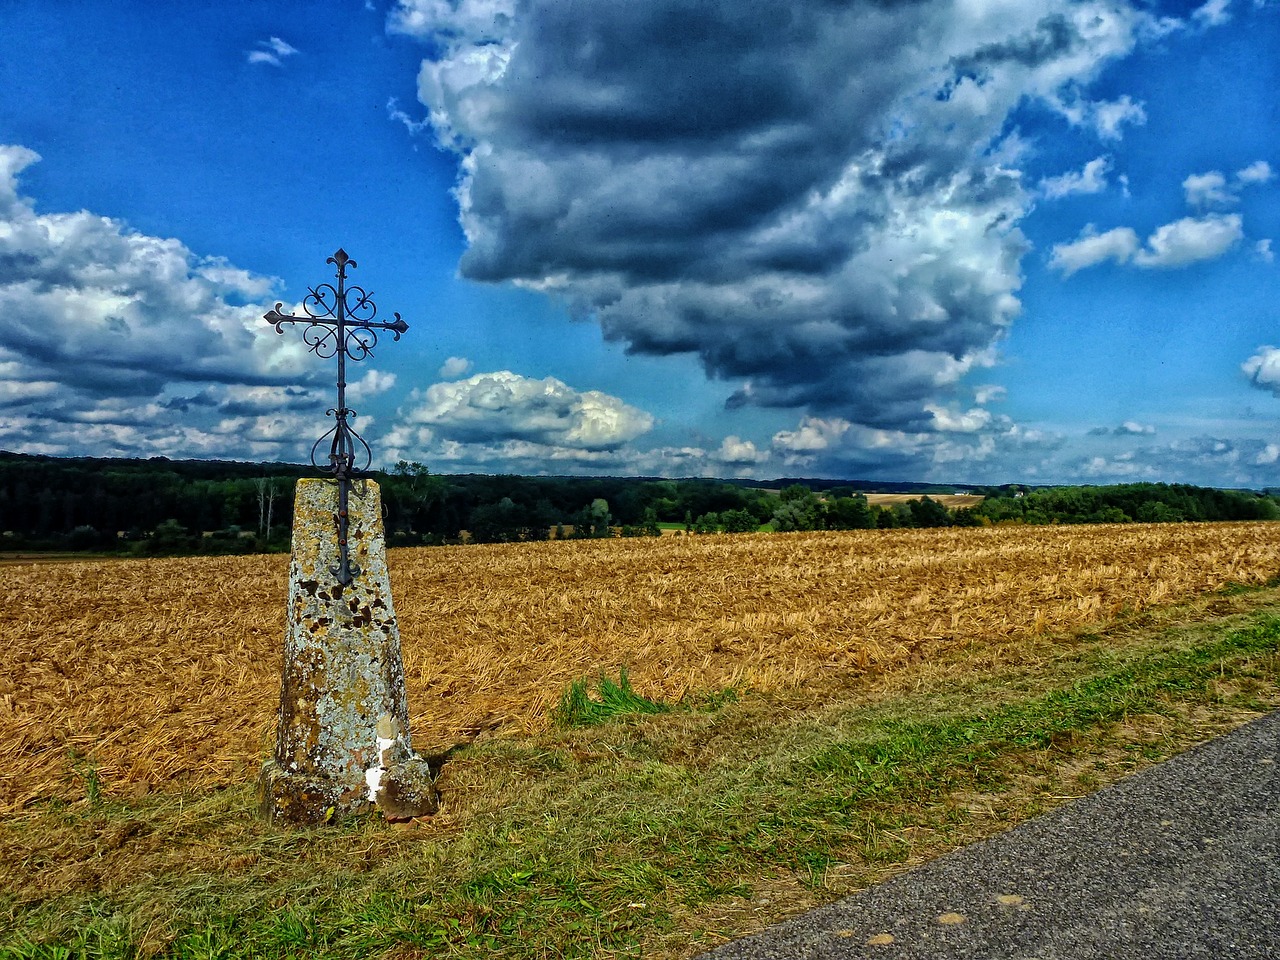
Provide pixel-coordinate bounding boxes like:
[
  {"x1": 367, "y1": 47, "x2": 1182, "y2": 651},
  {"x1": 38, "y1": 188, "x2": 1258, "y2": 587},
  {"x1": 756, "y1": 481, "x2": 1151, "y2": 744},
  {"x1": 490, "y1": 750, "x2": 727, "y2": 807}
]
[
  {"x1": 376, "y1": 757, "x2": 440, "y2": 821},
  {"x1": 256, "y1": 759, "x2": 374, "y2": 825},
  {"x1": 256, "y1": 755, "x2": 440, "y2": 825}
]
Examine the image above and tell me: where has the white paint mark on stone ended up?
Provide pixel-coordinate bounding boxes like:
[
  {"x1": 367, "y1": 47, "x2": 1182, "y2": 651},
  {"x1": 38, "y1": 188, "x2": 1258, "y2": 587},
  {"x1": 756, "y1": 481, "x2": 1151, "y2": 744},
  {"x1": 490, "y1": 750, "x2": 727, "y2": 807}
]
[
  {"x1": 365, "y1": 731, "x2": 402, "y2": 800},
  {"x1": 365, "y1": 764, "x2": 384, "y2": 801}
]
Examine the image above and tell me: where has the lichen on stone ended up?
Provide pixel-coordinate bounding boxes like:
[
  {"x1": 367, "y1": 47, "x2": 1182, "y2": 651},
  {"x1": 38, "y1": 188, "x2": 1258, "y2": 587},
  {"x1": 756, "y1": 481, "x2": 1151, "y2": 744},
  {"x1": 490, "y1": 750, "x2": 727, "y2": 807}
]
[{"x1": 258, "y1": 479, "x2": 436, "y2": 825}]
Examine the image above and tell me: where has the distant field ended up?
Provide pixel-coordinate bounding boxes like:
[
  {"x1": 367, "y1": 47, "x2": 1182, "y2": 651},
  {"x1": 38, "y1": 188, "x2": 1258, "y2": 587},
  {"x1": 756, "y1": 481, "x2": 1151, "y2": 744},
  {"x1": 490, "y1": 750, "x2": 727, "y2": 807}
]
[
  {"x1": 0, "y1": 552, "x2": 118, "y2": 566},
  {"x1": 3, "y1": 520, "x2": 1278, "y2": 813},
  {"x1": 863, "y1": 492, "x2": 985, "y2": 508}
]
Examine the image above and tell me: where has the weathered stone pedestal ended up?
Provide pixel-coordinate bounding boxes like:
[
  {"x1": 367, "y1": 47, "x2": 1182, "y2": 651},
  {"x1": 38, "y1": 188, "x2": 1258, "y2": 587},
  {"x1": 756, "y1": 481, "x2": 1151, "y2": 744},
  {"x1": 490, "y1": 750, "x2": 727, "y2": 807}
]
[{"x1": 257, "y1": 478, "x2": 438, "y2": 825}]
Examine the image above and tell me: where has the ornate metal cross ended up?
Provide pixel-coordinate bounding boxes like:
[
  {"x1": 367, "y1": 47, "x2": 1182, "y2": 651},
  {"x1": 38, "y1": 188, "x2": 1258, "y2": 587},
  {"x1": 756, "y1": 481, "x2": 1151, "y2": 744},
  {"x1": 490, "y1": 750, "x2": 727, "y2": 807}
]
[{"x1": 265, "y1": 249, "x2": 408, "y2": 587}]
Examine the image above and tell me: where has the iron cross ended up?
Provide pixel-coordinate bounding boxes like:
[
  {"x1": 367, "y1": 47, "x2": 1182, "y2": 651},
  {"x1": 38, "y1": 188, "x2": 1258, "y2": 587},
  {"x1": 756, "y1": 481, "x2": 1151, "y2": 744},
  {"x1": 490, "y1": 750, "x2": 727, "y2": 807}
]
[{"x1": 265, "y1": 249, "x2": 408, "y2": 587}]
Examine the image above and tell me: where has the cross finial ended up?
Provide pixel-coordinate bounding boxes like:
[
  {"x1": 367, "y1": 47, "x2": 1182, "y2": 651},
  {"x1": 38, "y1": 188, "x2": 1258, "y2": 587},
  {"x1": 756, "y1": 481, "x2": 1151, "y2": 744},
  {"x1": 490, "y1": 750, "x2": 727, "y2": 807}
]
[{"x1": 264, "y1": 250, "x2": 408, "y2": 586}]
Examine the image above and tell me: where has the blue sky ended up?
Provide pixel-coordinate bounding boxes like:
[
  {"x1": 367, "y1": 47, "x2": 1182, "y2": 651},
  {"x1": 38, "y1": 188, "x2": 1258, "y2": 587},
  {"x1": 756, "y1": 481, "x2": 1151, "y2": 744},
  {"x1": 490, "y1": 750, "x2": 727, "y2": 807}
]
[{"x1": 1, "y1": 0, "x2": 1277, "y2": 486}]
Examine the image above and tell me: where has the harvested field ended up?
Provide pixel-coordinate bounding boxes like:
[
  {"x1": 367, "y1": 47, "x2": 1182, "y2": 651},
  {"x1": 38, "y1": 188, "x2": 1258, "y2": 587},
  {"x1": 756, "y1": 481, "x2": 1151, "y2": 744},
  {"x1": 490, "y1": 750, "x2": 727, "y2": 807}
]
[
  {"x1": 863, "y1": 492, "x2": 984, "y2": 508},
  {"x1": 4, "y1": 521, "x2": 1279, "y2": 813}
]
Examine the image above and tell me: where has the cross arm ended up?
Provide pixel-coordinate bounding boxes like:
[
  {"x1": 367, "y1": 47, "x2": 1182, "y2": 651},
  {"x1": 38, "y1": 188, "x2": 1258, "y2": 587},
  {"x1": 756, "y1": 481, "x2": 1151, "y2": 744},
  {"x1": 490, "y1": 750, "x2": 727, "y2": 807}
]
[{"x1": 264, "y1": 305, "x2": 408, "y2": 339}]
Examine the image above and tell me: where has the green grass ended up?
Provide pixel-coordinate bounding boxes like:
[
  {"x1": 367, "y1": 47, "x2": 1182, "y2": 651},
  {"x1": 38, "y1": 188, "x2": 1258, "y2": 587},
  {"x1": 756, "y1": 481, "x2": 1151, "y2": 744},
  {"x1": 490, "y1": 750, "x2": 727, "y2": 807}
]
[
  {"x1": 552, "y1": 668, "x2": 672, "y2": 727},
  {"x1": 3, "y1": 594, "x2": 1279, "y2": 960}
]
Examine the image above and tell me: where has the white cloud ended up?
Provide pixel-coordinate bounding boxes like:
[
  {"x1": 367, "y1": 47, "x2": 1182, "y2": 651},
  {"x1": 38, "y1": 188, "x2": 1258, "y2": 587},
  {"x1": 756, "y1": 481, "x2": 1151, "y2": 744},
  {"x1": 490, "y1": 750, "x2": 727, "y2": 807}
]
[
  {"x1": 1052, "y1": 214, "x2": 1243, "y2": 274},
  {"x1": 1236, "y1": 160, "x2": 1274, "y2": 186},
  {"x1": 0, "y1": 145, "x2": 331, "y2": 462},
  {"x1": 1184, "y1": 161, "x2": 1273, "y2": 206},
  {"x1": 248, "y1": 37, "x2": 300, "y2": 67},
  {"x1": 391, "y1": 0, "x2": 1164, "y2": 431},
  {"x1": 1040, "y1": 156, "x2": 1112, "y2": 199},
  {"x1": 1132, "y1": 213, "x2": 1243, "y2": 268},
  {"x1": 387, "y1": 97, "x2": 432, "y2": 136},
  {"x1": 390, "y1": 371, "x2": 654, "y2": 456},
  {"x1": 1079, "y1": 454, "x2": 1152, "y2": 479},
  {"x1": 1243, "y1": 345, "x2": 1280, "y2": 396},
  {"x1": 1091, "y1": 96, "x2": 1148, "y2": 140},
  {"x1": 1116, "y1": 420, "x2": 1156, "y2": 435},
  {"x1": 1053, "y1": 94, "x2": 1147, "y2": 141},
  {"x1": 1192, "y1": 0, "x2": 1233, "y2": 27},
  {"x1": 713, "y1": 436, "x2": 769, "y2": 466},
  {"x1": 1255, "y1": 239, "x2": 1275, "y2": 263},
  {"x1": 974, "y1": 385, "x2": 1007, "y2": 404},
  {"x1": 924, "y1": 404, "x2": 993, "y2": 433},
  {"x1": 1049, "y1": 225, "x2": 1140, "y2": 275},
  {"x1": 1183, "y1": 170, "x2": 1234, "y2": 207},
  {"x1": 348, "y1": 369, "x2": 398, "y2": 401},
  {"x1": 389, "y1": 0, "x2": 516, "y2": 46},
  {"x1": 1073, "y1": 434, "x2": 1279, "y2": 487},
  {"x1": 771, "y1": 417, "x2": 853, "y2": 458},
  {"x1": 769, "y1": 411, "x2": 1064, "y2": 478},
  {"x1": 0, "y1": 147, "x2": 303, "y2": 392},
  {"x1": 0, "y1": 381, "x2": 328, "y2": 463},
  {"x1": 438, "y1": 355, "x2": 473, "y2": 379},
  {"x1": 0, "y1": 144, "x2": 37, "y2": 201}
]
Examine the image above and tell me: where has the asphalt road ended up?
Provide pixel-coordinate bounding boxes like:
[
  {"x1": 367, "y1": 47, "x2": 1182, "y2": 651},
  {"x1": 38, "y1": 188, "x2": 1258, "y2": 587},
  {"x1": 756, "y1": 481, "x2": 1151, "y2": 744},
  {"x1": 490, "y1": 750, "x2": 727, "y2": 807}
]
[{"x1": 700, "y1": 710, "x2": 1279, "y2": 960}]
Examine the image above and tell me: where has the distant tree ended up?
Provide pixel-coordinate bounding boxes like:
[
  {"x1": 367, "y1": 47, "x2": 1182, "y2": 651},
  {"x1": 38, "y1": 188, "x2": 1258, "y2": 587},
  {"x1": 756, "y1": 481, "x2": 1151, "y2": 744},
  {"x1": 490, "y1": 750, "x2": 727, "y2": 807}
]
[
  {"x1": 140, "y1": 518, "x2": 194, "y2": 555},
  {"x1": 825, "y1": 494, "x2": 874, "y2": 530},
  {"x1": 641, "y1": 507, "x2": 661, "y2": 537},
  {"x1": 1091, "y1": 506, "x2": 1131, "y2": 524},
  {"x1": 719, "y1": 508, "x2": 758, "y2": 533},
  {"x1": 952, "y1": 507, "x2": 987, "y2": 527},
  {"x1": 772, "y1": 487, "x2": 823, "y2": 531},
  {"x1": 908, "y1": 496, "x2": 953, "y2": 528},
  {"x1": 253, "y1": 477, "x2": 280, "y2": 539},
  {"x1": 469, "y1": 496, "x2": 549, "y2": 543},
  {"x1": 873, "y1": 506, "x2": 900, "y2": 529},
  {"x1": 67, "y1": 525, "x2": 107, "y2": 551},
  {"x1": 693, "y1": 512, "x2": 720, "y2": 534},
  {"x1": 572, "y1": 499, "x2": 614, "y2": 538}
]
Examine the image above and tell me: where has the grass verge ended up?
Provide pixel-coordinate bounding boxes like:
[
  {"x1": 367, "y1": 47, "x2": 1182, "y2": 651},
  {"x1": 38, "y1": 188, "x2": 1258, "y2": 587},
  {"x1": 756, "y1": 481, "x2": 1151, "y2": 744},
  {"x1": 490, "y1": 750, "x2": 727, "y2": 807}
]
[{"x1": 3, "y1": 591, "x2": 1279, "y2": 960}]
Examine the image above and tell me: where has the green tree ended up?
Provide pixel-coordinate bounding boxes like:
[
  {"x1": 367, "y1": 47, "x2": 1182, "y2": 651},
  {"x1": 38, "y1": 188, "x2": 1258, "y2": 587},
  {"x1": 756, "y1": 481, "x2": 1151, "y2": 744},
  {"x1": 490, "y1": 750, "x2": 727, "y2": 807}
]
[
  {"x1": 719, "y1": 508, "x2": 758, "y2": 533},
  {"x1": 573, "y1": 499, "x2": 614, "y2": 538},
  {"x1": 908, "y1": 496, "x2": 953, "y2": 528},
  {"x1": 140, "y1": 518, "x2": 194, "y2": 555},
  {"x1": 771, "y1": 494, "x2": 821, "y2": 532},
  {"x1": 693, "y1": 512, "x2": 720, "y2": 534},
  {"x1": 825, "y1": 494, "x2": 874, "y2": 530}
]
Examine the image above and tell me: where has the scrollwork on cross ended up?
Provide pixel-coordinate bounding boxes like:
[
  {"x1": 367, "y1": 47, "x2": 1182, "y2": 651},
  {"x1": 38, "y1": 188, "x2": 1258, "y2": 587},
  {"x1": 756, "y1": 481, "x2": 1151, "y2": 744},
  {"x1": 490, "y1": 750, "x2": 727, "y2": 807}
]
[{"x1": 264, "y1": 249, "x2": 409, "y2": 587}]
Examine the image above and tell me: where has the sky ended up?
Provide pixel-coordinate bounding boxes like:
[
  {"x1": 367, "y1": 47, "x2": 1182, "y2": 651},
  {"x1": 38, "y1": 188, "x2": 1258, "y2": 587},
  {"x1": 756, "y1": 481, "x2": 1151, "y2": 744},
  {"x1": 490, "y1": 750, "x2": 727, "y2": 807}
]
[{"x1": 0, "y1": 0, "x2": 1277, "y2": 487}]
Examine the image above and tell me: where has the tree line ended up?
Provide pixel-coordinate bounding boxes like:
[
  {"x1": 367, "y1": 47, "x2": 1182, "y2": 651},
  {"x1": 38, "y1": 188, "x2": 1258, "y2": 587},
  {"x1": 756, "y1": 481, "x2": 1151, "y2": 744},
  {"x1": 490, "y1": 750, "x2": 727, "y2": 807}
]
[{"x1": 0, "y1": 451, "x2": 1275, "y2": 555}]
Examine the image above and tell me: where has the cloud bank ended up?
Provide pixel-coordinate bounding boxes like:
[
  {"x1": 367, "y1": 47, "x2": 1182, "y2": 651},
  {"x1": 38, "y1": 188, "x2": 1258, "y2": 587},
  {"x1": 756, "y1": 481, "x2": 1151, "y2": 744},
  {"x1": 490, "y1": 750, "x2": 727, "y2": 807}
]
[
  {"x1": 385, "y1": 370, "x2": 657, "y2": 471},
  {"x1": 0, "y1": 145, "x2": 322, "y2": 461}
]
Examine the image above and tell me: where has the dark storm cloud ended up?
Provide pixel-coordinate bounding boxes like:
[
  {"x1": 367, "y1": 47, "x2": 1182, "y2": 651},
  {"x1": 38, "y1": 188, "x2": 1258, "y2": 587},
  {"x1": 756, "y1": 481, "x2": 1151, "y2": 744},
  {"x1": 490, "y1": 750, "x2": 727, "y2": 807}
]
[{"x1": 398, "y1": 0, "x2": 1150, "y2": 430}]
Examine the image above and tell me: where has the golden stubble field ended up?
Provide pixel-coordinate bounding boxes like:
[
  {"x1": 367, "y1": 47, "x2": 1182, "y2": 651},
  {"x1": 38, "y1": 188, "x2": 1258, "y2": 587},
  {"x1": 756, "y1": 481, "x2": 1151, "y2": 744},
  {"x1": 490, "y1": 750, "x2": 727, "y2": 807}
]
[{"x1": 4, "y1": 521, "x2": 1280, "y2": 813}]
